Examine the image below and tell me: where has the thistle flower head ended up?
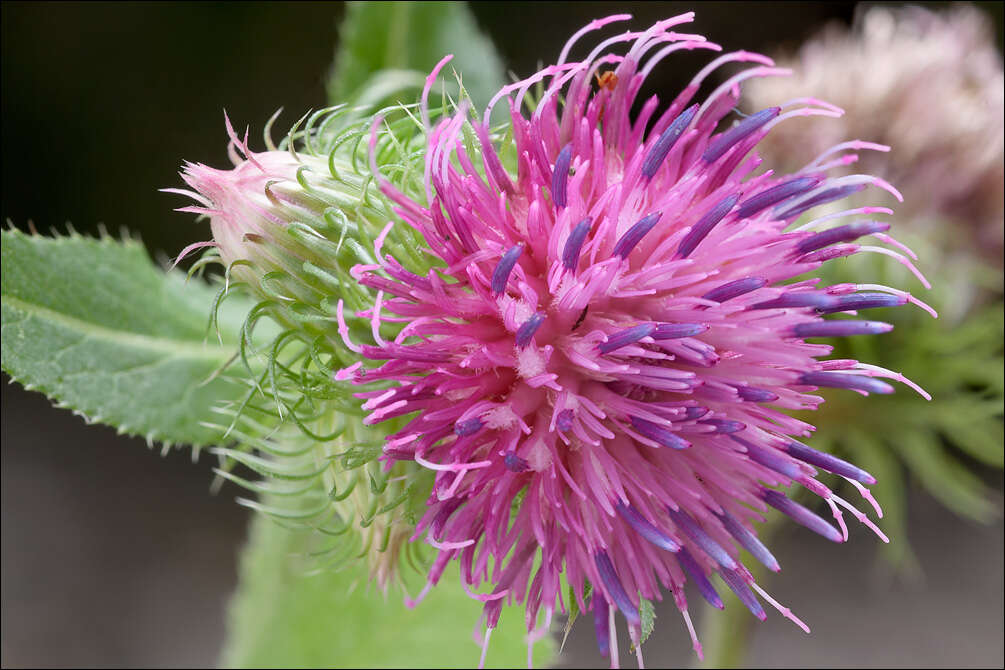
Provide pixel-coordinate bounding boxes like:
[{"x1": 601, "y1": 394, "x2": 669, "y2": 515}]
[{"x1": 350, "y1": 13, "x2": 929, "y2": 664}]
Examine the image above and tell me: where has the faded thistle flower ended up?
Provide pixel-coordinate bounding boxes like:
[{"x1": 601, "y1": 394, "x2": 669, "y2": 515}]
[
  {"x1": 346, "y1": 12, "x2": 932, "y2": 666},
  {"x1": 745, "y1": 4, "x2": 1004, "y2": 265},
  {"x1": 744, "y1": 3, "x2": 1004, "y2": 565}
]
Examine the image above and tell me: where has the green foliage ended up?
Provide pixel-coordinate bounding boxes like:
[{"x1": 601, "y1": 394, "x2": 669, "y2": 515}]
[
  {"x1": 0, "y1": 227, "x2": 250, "y2": 448},
  {"x1": 223, "y1": 512, "x2": 555, "y2": 669},
  {"x1": 328, "y1": 1, "x2": 506, "y2": 110},
  {"x1": 638, "y1": 598, "x2": 656, "y2": 646}
]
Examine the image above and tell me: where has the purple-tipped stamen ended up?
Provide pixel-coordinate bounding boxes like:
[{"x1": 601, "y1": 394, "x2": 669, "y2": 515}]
[
  {"x1": 699, "y1": 418, "x2": 745, "y2": 434},
  {"x1": 683, "y1": 406, "x2": 711, "y2": 420},
  {"x1": 666, "y1": 507, "x2": 738, "y2": 570},
  {"x1": 716, "y1": 510, "x2": 780, "y2": 572},
  {"x1": 504, "y1": 452, "x2": 530, "y2": 473},
  {"x1": 563, "y1": 217, "x2": 593, "y2": 271},
  {"x1": 677, "y1": 547, "x2": 724, "y2": 609},
  {"x1": 799, "y1": 371, "x2": 895, "y2": 394},
  {"x1": 796, "y1": 221, "x2": 891, "y2": 254},
  {"x1": 675, "y1": 194, "x2": 739, "y2": 259},
  {"x1": 719, "y1": 568, "x2": 767, "y2": 620},
  {"x1": 598, "y1": 323, "x2": 658, "y2": 354},
  {"x1": 556, "y1": 409, "x2": 575, "y2": 432},
  {"x1": 593, "y1": 593, "x2": 610, "y2": 658},
  {"x1": 736, "y1": 177, "x2": 821, "y2": 220},
  {"x1": 702, "y1": 276, "x2": 767, "y2": 303},
  {"x1": 735, "y1": 386, "x2": 779, "y2": 403},
  {"x1": 702, "y1": 107, "x2": 780, "y2": 163},
  {"x1": 616, "y1": 503, "x2": 681, "y2": 552},
  {"x1": 361, "y1": 344, "x2": 451, "y2": 363},
  {"x1": 652, "y1": 322, "x2": 709, "y2": 339},
  {"x1": 751, "y1": 292, "x2": 835, "y2": 310},
  {"x1": 455, "y1": 417, "x2": 484, "y2": 436},
  {"x1": 385, "y1": 264, "x2": 433, "y2": 292},
  {"x1": 762, "y1": 489, "x2": 844, "y2": 543},
  {"x1": 776, "y1": 184, "x2": 866, "y2": 220},
  {"x1": 641, "y1": 103, "x2": 699, "y2": 179},
  {"x1": 515, "y1": 312, "x2": 546, "y2": 348},
  {"x1": 783, "y1": 439, "x2": 876, "y2": 484},
  {"x1": 731, "y1": 435, "x2": 803, "y2": 480},
  {"x1": 792, "y1": 320, "x2": 894, "y2": 337},
  {"x1": 552, "y1": 144, "x2": 573, "y2": 208},
  {"x1": 816, "y1": 292, "x2": 907, "y2": 314},
  {"x1": 491, "y1": 243, "x2": 524, "y2": 295},
  {"x1": 630, "y1": 416, "x2": 691, "y2": 449},
  {"x1": 594, "y1": 551, "x2": 641, "y2": 625},
  {"x1": 612, "y1": 212, "x2": 662, "y2": 258}
]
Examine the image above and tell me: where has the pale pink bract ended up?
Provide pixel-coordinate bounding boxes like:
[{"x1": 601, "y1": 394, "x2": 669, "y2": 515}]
[{"x1": 349, "y1": 13, "x2": 930, "y2": 666}]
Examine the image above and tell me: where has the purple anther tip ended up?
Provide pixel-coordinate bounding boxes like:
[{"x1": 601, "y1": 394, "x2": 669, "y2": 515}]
[
  {"x1": 784, "y1": 439, "x2": 876, "y2": 484},
  {"x1": 630, "y1": 416, "x2": 691, "y2": 449},
  {"x1": 676, "y1": 194, "x2": 738, "y2": 259},
  {"x1": 777, "y1": 184, "x2": 867, "y2": 220},
  {"x1": 751, "y1": 292, "x2": 834, "y2": 310},
  {"x1": 598, "y1": 323, "x2": 658, "y2": 354},
  {"x1": 593, "y1": 593, "x2": 610, "y2": 658},
  {"x1": 816, "y1": 292, "x2": 906, "y2": 314},
  {"x1": 735, "y1": 386, "x2": 778, "y2": 403},
  {"x1": 454, "y1": 417, "x2": 484, "y2": 436},
  {"x1": 676, "y1": 547, "x2": 724, "y2": 609},
  {"x1": 702, "y1": 107, "x2": 780, "y2": 163},
  {"x1": 556, "y1": 409, "x2": 575, "y2": 432},
  {"x1": 683, "y1": 406, "x2": 710, "y2": 420},
  {"x1": 612, "y1": 212, "x2": 662, "y2": 259},
  {"x1": 699, "y1": 418, "x2": 746, "y2": 434},
  {"x1": 552, "y1": 144, "x2": 573, "y2": 208},
  {"x1": 736, "y1": 177, "x2": 820, "y2": 220},
  {"x1": 616, "y1": 503, "x2": 681, "y2": 552},
  {"x1": 721, "y1": 568, "x2": 767, "y2": 619},
  {"x1": 491, "y1": 243, "x2": 524, "y2": 295},
  {"x1": 667, "y1": 506, "x2": 738, "y2": 570},
  {"x1": 762, "y1": 488, "x2": 844, "y2": 543},
  {"x1": 796, "y1": 220, "x2": 891, "y2": 254},
  {"x1": 515, "y1": 312, "x2": 546, "y2": 348},
  {"x1": 793, "y1": 320, "x2": 894, "y2": 338},
  {"x1": 702, "y1": 276, "x2": 767, "y2": 303},
  {"x1": 562, "y1": 217, "x2": 592, "y2": 271},
  {"x1": 504, "y1": 452, "x2": 530, "y2": 472},
  {"x1": 731, "y1": 435, "x2": 803, "y2": 480},
  {"x1": 652, "y1": 322, "x2": 709, "y2": 340},
  {"x1": 594, "y1": 551, "x2": 641, "y2": 625},
  {"x1": 717, "y1": 510, "x2": 780, "y2": 572},
  {"x1": 799, "y1": 371, "x2": 895, "y2": 395},
  {"x1": 641, "y1": 104, "x2": 699, "y2": 179}
]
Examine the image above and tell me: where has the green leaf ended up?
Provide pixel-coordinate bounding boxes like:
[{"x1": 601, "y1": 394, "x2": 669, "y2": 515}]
[
  {"x1": 328, "y1": 1, "x2": 506, "y2": 109},
  {"x1": 638, "y1": 598, "x2": 656, "y2": 645},
  {"x1": 223, "y1": 512, "x2": 556, "y2": 668},
  {"x1": 1, "y1": 228, "x2": 249, "y2": 447},
  {"x1": 560, "y1": 579, "x2": 590, "y2": 652},
  {"x1": 893, "y1": 430, "x2": 997, "y2": 523}
]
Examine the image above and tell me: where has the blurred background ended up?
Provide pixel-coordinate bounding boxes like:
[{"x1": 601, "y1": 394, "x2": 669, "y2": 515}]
[{"x1": 2, "y1": 2, "x2": 1002, "y2": 667}]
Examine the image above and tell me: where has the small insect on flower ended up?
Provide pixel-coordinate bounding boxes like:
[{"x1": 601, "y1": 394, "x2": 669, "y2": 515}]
[
  {"x1": 348, "y1": 12, "x2": 932, "y2": 668},
  {"x1": 596, "y1": 70, "x2": 619, "y2": 91}
]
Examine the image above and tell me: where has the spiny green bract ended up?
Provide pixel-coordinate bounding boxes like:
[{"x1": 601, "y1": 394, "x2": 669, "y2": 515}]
[{"x1": 179, "y1": 91, "x2": 503, "y2": 589}]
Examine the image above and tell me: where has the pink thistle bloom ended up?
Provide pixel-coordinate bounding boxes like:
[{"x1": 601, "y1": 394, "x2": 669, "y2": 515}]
[{"x1": 350, "y1": 13, "x2": 929, "y2": 666}]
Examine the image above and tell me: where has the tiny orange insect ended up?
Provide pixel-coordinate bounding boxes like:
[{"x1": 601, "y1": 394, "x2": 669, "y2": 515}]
[{"x1": 596, "y1": 70, "x2": 618, "y2": 91}]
